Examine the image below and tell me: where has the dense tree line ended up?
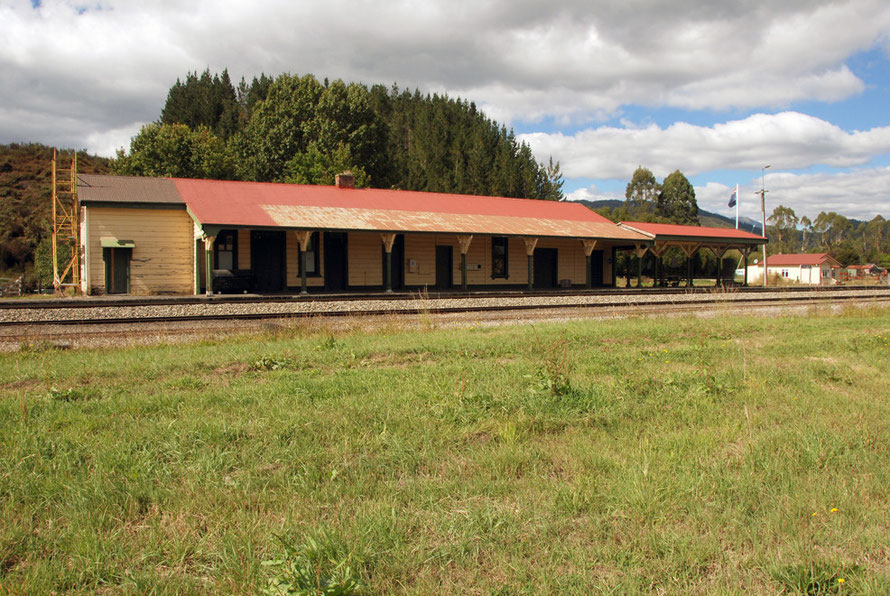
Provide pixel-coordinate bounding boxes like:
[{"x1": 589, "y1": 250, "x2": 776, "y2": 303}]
[
  {"x1": 766, "y1": 205, "x2": 890, "y2": 267},
  {"x1": 115, "y1": 70, "x2": 564, "y2": 201}
]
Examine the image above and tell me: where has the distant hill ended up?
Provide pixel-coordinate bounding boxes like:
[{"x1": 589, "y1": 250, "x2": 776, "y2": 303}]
[
  {"x1": 575, "y1": 199, "x2": 762, "y2": 233},
  {"x1": 0, "y1": 143, "x2": 111, "y2": 272}
]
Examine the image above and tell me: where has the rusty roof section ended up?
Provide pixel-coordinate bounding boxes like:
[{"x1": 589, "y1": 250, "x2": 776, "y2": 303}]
[
  {"x1": 77, "y1": 174, "x2": 184, "y2": 205},
  {"x1": 260, "y1": 204, "x2": 636, "y2": 238},
  {"x1": 76, "y1": 174, "x2": 651, "y2": 241},
  {"x1": 173, "y1": 178, "x2": 650, "y2": 241}
]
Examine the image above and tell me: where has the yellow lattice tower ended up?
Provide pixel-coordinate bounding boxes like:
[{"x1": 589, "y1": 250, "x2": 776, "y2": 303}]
[{"x1": 51, "y1": 149, "x2": 81, "y2": 295}]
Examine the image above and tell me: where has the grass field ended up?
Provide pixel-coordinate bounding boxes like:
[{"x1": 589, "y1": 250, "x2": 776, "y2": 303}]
[{"x1": 2, "y1": 306, "x2": 889, "y2": 594}]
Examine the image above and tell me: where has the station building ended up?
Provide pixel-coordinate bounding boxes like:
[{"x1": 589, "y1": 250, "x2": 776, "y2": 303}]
[{"x1": 76, "y1": 173, "x2": 766, "y2": 296}]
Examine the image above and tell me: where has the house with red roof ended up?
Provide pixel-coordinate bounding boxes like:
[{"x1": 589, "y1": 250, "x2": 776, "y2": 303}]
[
  {"x1": 846, "y1": 263, "x2": 887, "y2": 279},
  {"x1": 747, "y1": 253, "x2": 842, "y2": 285},
  {"x1": 76, "y1": 174, "x2": 767, "y2": 295}
]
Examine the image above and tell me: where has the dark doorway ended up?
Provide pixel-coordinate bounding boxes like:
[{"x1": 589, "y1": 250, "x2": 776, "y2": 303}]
[
  {"x1": 251, "y1": 230, "x2": 285, "y2": 292},
  {"x1": 435, "y1": 245, "x2": 453, "y2": 290},
  {"x1": 324, "y1": 232, "x2": 348, "y2": 291},
  {"x1": 103, "y1": 247, "x2": 131, "y2": 294},
  {"x1": 382, "y1": 234, "x2": 405, "y2": 290},
  {"x1": 590, "y1": 249, "x2": 604, "y2": 287},
  {"x1": 534, "y1": 248, "x2": 558, "y2": 288}
]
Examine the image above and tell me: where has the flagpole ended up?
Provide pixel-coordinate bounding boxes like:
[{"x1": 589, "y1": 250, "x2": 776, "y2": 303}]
[{"x1": 735, "y1": 184, "x2": 739, "y2": 229}]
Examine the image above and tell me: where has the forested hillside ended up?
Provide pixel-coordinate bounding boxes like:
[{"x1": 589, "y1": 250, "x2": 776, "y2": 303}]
[
  {"x1": 0, "y1": 144, "x2": 110, "y2": 275},
  {"x1": 114, "y1": 69, "x2": 564, "y2": 201}
]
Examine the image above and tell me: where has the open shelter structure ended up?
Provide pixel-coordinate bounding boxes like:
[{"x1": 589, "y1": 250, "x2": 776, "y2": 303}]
[{"x1": 617, "y1": 221, "x2": 767, "y2": 287}]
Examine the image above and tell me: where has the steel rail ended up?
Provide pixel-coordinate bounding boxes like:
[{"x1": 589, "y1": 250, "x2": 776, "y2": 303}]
[
  {"x1": 1, "y1": 284, "x2": 886, "y2": 311},
  {"x1": 2, "y1": 288, "x2": 888, "y2": 328}
]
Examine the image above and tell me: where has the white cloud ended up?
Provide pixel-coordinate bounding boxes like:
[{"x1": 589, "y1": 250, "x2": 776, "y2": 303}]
[
  {"x1": 2, "y1": 0, "x2": 890, "y2": 154},
  {"x1": 520, "y1": 112, "x2": 890, "y2": 180},
  {"x1": 571, "y1": 168, "x2": 890, "y2": 223},
  {"x1": 564, "y1": 185, "x2": 622, "y2": 204}
]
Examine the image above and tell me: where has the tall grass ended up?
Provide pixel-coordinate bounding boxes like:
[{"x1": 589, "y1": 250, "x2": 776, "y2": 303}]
[{"x1": 1, "y1": 309, "x2": 889, "y2": 593}]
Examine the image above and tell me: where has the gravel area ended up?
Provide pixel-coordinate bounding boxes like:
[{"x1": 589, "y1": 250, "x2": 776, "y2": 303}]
[
  {"x1": 2, "y1": 288, "x2": 888, "y2": 324},
  {"x1": 2, "y1": 293, "x2": 886, "y2": 353}
]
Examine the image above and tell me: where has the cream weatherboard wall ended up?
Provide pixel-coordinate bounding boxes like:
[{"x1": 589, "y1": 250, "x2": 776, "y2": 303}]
[
  {"x1": 347, "y1": 232, "x2": 383, "y2": 287},
  {"x1": 85, "y1": 206, "x2": 194, "y2": 294},
  {"x1": 402, "y1": 234, "x2": 609, "y2": 287}
]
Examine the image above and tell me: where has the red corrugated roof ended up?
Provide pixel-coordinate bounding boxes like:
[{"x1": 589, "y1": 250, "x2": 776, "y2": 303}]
[
  {"x1": 619, "y1": 221, "x2": 766, "y2": 241},
  {"x1": 752, "y1": 253, "x2": 840, "y2": 266},
  {"x1": 170, "y1": 178, "x2": 647, "y2": 240}
]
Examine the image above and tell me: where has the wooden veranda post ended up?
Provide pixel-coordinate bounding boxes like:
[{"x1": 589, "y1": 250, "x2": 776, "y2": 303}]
[
  {"x1": 709, "y1": 246, "x2": 728, "y2": 288},
  {"x1": 741, "y1": 246, "x2": 753, "y2": 286},
  {"x1": 581, "y1": 239, "x2": 598, "y2": 289},
  {"x1": 680, "y1": 243, "x2": 701, "y2": 289},
  {"x1": 523, "y1": 237, "x2": 538, "y2": 291},
  {"x1": 649, "y1": 245, "x2": 669, "y2": 287},
  {"x1": 633, "y1": 244, "x2": 648, "y2": 288},
  {"x1": 456, "y1": 235, "x2": 473, "y2": 291},
  {"x1": 381, "y1": 233, "x2": 397, "y2": 293},
  {"x1": 203, "y1": 234, "x2": 216, "y2": 295},
  {"x1": 295, "y1": 231, "x2": 314, "y2": 295}
]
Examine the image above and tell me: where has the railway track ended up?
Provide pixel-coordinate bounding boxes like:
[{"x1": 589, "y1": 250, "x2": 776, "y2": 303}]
[
  {"x1": 1, "y1": 286, "x2": 887, "y2": 327},
  {"x1": 1, "y1": 287, "x2": 887, "y2": 351}
]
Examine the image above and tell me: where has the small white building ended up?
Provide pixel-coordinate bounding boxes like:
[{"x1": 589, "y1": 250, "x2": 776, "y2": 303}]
[{"x1": 747, "y1": 253, "x2": 842, "y2": 285}]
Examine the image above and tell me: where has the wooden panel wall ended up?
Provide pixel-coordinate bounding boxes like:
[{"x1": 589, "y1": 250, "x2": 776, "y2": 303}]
[
  {"x1": 404, "y1": 234, "x2": 436, "y2": 286},
  {"x1": 86, "y1": 206, "x2": 193, "y2": 295},
  {"x1": 347, "y1": 232, "x2": 382, "y2": 287}
]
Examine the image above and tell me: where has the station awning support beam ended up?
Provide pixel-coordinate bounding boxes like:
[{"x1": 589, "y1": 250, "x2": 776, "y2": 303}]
[
  {"x1": 381, "y1": 233, "x2": 397, "y2": 293},
  {"x1": 456, "y1": 235, "x2": 473, "y2": 291},
  {"x1": 679, "y1": 243, "x2": 701, "y2": 289},
  {"x1": 634, "y1": 244, "x2": 648, "y2": 288},
  {"x1": 523, "y1": 237, "x2": 539, "y2": 291},
  {"x1": 203, "y1": 234, "x2": 216, "y2": 296},
  {"x1": 295, "y1": 231, "x2": 314, "y2": 295},
  {"x1": 582, "y1": 239, "x2": 598, "y2": 289}
]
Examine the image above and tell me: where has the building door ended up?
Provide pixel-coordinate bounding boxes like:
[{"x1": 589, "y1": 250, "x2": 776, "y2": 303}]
[
  {"x1": 382, "y1": 234, "x2": 405, "y2": 290},
  {"x1": 103, "y1": 247, "x2": 131, "y2": 294},
  {"x1": 324, "y1": 232, "x2": 348, "y2": 291},
  {"x1": 435, "y1": 245, "x2": 452, "y2": 289},
  {"x1": 251, "y1": 230, "x2": 285, "y2": 292},
  {"x1": 590, "y1": 249, "x2": 604, "y2": 287},
  {"x1": 534, "y1": 248, "x2": 558, "y2": 288}
]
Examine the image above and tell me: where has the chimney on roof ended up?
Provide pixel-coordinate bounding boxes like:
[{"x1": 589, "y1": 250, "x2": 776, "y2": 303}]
[{"x1": 335, "y1": 171, "x2": 355, "y2": 189}]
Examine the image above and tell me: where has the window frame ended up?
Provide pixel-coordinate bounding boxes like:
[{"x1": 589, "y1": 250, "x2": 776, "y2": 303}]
[{"x1": 213, "y1": 229, "x2": 238, "y2": 271}]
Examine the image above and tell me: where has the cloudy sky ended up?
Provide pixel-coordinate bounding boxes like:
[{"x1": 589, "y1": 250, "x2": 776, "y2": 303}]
[{"x1": 3, "y1": 0, "x2": 890, "y2": 222}]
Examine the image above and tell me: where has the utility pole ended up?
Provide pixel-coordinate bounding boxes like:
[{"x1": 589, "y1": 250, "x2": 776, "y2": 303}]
[{"x1": 760, "y1": 165, "x2": 770, "y2": 287}]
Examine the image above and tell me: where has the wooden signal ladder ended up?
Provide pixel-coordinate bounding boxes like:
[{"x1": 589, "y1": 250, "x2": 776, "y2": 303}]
[{"x1": 51, "y1": 149, "x2": 81, "y2": 295}]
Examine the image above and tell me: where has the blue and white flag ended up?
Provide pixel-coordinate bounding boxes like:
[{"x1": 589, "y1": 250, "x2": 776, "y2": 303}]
[{"x1": 728, "y1": 188, "x2": 737, "y2": 208}]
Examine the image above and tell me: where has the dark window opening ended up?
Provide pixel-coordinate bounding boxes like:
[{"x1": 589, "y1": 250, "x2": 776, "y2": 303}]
[
  {"x1": 491, "y1": 236, "x2": 509, "y2": 278},
  {"x1": 214, "y1": 229, "x2": 237, "y2": 271},
  {"x1": 299, "y1": 232, "x2": 321, "y2": 277}
]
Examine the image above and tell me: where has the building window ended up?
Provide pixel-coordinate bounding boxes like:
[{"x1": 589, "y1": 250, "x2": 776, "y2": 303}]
[
  {"x1": 214, "y1": 230, "x2": 237, "y2": 271},
  {"x1": 299, "y1": 232, "x2": 320, "y2": 277},
  {"x1": 491, "y1": 236, "x2": 509, "y2": 278},
  {"x1": 781, "y1": 268, "x2": 789, "y2": 278}
]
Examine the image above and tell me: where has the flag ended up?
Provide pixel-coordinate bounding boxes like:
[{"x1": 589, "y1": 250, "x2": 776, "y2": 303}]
[{"x1": 728, "y1": 188, "x2": 737, "y2": 208}]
